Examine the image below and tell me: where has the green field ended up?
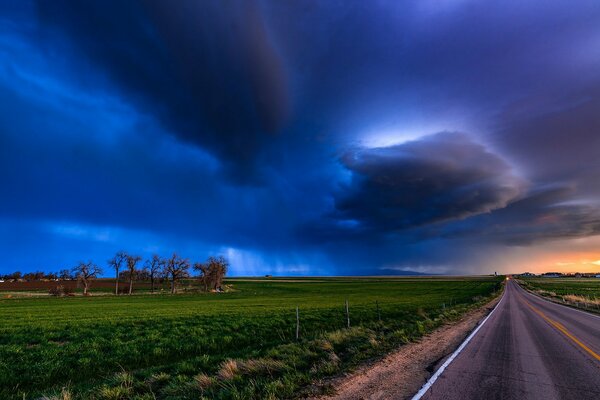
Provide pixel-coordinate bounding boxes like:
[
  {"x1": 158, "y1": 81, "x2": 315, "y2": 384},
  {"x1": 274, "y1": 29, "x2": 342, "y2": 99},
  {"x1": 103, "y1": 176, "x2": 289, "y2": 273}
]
[
  {"x1": 519, "y1": 278, "x2": 600, "y2": 310},
  {"x1": 0, "y1": 277, "x2": 502, "y2": 399},
  {"x1": 519, "y1": 278, "x2": 600, "y2": 297}
]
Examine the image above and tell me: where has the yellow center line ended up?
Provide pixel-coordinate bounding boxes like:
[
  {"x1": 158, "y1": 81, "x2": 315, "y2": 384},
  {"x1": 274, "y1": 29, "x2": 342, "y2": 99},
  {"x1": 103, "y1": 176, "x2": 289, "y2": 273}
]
[{"x1": 523, "y1": 299, "x2": 600, "y2": 362}]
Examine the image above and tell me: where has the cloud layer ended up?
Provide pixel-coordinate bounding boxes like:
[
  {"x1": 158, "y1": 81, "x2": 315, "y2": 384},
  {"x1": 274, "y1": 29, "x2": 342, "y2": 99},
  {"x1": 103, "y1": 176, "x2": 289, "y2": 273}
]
[
  {"x1": 334, "y1": 132, "x2": 523, "y2": 233},
  {"x1": 0, "y1": 0, "x2": 599, "y2": 274},
  {"x1": 36, "y1": 0, "x2": 289, "y2": 182}
]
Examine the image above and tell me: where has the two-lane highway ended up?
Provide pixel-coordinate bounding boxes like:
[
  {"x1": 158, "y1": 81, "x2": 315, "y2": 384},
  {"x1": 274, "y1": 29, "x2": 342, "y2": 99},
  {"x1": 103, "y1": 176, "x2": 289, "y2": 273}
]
[{"x1": 419, "y1": 279, "x2": 600, "y2": 400}]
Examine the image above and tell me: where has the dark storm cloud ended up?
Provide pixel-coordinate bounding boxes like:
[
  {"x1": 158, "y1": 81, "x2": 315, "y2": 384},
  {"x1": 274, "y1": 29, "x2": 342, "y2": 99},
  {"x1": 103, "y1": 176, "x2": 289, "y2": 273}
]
[
  {"x1": 1, "y1": 0, "x2": 600, "y2": 274},
  {"x1": 329, "y1": 132, "x2": 522, "y2": 233},
  {"x1": 440, "y1": 187, "x2": 600, "y2": 245},
  {"x1": 35, "y1": 0, "x2": 288, "y2": 182},
  {"x1": 265, "y1": 1, "x2": 600, "y2": 134},
  {"x1": 303, "y1": 125, "x2": 600, "y2": 251},
  {"x1": 0, "y1": 80, "x2": 299, "y2": 252},
  {"x1": 492, "y1": 90, "x2": 600, "y2": 193}
]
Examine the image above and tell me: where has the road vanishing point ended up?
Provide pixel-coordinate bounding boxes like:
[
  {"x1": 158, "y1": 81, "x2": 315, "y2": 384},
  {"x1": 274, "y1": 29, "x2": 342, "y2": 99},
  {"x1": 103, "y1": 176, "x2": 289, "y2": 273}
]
[{"x1": 418, "y1": 279, "x2": 600, "y2": 400}]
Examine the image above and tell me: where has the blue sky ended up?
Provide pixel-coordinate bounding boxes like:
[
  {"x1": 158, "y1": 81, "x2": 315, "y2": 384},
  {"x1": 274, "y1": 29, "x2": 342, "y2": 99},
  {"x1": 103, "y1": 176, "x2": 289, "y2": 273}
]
[{"x1": 1, "y1": 1, "x2": 600, "y2": 275}]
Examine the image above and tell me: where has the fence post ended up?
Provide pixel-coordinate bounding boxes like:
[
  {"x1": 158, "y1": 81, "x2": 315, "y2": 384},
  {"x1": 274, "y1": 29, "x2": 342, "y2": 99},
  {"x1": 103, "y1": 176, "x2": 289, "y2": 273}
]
[
  {"x1": 296, "y1": 306, "x2": 300, "y2": 340},
  {"x1": 345, "y1": 299, "x2": 350, "y2": 328}
]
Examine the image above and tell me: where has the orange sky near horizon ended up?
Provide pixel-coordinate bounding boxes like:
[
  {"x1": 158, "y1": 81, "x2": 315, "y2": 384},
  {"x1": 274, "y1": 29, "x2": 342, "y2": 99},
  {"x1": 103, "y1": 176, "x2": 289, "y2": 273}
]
[
  {"x1": 382, "y1": 235, "x2": 600, "y2": 276},
  {"x1": 490, "y1": 236, "x2": 600, "y2": 274}
]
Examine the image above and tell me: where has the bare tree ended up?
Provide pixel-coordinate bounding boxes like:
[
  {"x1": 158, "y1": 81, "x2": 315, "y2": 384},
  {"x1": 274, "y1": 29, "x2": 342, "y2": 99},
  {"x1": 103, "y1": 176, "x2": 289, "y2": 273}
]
[
  {"x1": 144, "y1": 254, "x2": 164, "y2": 293},
  {"x1": 163, "y1": 253, "x2": 190, "y2": 294},
  {"x1": 59, "y1": 269, "x2": 72, "y2": 280},
  {"x1": 9, "y1": 271, "x2": 22, "y2": 281},
  {"x1": 126, "y1": 255, "x2": 142, "y2": 295},
  {"x1": 210, "y1": 256, "x2": 228, "y2": 290},
  {"x1": 108, "y1": 251, "x2": 127, "y2": 295},
  {"x1": 46, "y1": 272, "x2": 58, "y2": 280},
  {"x1": 193, "y1": 262, "x2": 210, "y2": 292},
  {"x1": 194, "y1": 256, "x2": 228, "y2": 292},
  {"x1": 72, "y1": 261, "x2": 102, "y2": 296}
]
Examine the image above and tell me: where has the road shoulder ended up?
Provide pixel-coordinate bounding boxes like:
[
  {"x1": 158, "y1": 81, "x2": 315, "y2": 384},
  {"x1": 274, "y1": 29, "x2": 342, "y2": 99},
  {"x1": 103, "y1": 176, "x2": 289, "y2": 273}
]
[{"x1": 311, "y1": 295, "x2": 502, "y2": 400}]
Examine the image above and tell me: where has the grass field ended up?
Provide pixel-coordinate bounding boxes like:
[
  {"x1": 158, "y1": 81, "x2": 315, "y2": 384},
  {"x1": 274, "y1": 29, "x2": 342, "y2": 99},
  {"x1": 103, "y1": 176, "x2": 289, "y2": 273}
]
[
  {"x1": 0, "y1": 277, "x2": 502, "y2": 399},
  {"x1": 519, "y1": 277, "x2": 600, "y2": 297},
  {"x1": 0, "y1": 279, "x2": 166, "y2": 293},
  {"x1": 519, "y1": 278, "x2": 600, "y2": 309}
]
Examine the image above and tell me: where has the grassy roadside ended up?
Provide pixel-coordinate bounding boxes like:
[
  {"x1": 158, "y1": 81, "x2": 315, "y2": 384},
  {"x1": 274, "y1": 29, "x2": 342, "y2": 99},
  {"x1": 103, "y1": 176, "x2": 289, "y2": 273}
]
[
  {"x1": 0, "y1": 277, "x2": 503, "y2": 399},
  {"x1": 517, "y1": 278, "x2": 600, "y2": 314},
  {"x1": 304, "y1": 284, "x2": 505, "y2": 398}
]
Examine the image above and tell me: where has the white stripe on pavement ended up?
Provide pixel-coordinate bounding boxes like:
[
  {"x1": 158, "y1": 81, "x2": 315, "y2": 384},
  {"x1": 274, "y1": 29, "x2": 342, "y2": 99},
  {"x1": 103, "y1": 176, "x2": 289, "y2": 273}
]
[{"x1": 411, "y1": 290, "x2": 506, "y2": 400}]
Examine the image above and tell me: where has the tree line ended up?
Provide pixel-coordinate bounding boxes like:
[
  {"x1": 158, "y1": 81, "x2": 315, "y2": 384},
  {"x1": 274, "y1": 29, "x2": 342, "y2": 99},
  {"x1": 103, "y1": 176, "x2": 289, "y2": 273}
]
[
  {"x1": 1, "y1": 252, "x2": 228, "y2": 296},
  {"x1": 1, "y1": 271, "x2": 64, "y2": 281}
]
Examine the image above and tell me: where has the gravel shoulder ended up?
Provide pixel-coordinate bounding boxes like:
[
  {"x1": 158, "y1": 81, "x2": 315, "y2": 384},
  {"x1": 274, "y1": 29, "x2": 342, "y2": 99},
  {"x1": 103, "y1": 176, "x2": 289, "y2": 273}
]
[{"x1": 311, "y1": 295, "x2": 502, "y2": 400}]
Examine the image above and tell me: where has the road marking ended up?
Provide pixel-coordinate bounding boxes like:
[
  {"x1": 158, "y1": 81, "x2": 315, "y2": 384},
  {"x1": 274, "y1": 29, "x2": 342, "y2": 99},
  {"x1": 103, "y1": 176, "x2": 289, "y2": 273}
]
[
  {"x1": 411, "y1": 292, "x2": 505, "y2": 400},
  {"x1": 523, "y1": 300, "x2": 600, "y2": 362},
  {"x1": 518, "y1": 283, "x2": 600, "y2": 321}
]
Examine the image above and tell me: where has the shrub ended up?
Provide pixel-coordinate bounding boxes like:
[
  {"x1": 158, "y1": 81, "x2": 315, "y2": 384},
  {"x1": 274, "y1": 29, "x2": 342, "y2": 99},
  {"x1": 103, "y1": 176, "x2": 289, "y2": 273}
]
[
  {"x1": 48, "y1": 285, "x2": 74, "y2": 297},
  {"x1": 48, "y1": 286, "x2": 62, "y2": 296}
]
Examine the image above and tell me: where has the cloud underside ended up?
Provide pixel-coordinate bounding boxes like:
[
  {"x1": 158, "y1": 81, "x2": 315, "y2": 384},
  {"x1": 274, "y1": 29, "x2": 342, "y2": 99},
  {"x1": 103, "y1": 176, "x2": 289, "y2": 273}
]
[
  {"x1": 36, "y1": 0, "x2": 289, "y2": 182},
  {"x1": 1, "y1": 0, "x2": 600, "y2": 273},
  {"x1": 310, "y1": 132, "x2": 600, "y2": 245},
  {"x1": 334, "y1": 132, "x2": 522, "y2": 231}
]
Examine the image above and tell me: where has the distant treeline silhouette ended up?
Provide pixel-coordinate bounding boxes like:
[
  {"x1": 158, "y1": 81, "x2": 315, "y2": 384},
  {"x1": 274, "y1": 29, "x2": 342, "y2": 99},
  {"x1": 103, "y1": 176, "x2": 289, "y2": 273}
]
[{"x1": 1, "y1": 252, "x2": 228, "y2": 296}]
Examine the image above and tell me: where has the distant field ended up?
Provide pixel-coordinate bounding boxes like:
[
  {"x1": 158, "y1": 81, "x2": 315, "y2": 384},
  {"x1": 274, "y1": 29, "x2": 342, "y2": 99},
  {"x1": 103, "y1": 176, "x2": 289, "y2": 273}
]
[
  {"x1": 519, "y1": 278, "x2": 600, "y2": 297},
  {"x1": 519, "y1": 278, "x2": 600, "y2": 312},
  {"x1": 0, "y1": 279, "x2": 154, "y2": 293},
  {"x1": 0, "y1": 277, "x2": 502, "y2": 399}
]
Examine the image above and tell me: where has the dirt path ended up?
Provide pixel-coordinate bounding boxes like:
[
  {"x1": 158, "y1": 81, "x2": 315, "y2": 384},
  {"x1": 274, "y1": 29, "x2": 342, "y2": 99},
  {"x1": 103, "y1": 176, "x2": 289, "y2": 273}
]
[{"x1": 312, "y1": 295, "x2": 502, "y2": 400}]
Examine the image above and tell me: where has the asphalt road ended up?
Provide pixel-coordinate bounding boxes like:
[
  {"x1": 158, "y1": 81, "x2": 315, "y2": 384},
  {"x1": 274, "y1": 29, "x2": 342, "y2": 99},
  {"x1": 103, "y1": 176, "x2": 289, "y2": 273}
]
[{"x1": 419, "y1": 279, "x2": 600, "y2": 400}]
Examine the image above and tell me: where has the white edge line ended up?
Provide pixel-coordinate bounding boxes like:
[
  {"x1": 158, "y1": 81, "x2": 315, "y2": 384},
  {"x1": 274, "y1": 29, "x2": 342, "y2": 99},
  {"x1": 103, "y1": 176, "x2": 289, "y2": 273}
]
[{"x1": 411, "y1": 291, "x2": 506, "y2": 400}]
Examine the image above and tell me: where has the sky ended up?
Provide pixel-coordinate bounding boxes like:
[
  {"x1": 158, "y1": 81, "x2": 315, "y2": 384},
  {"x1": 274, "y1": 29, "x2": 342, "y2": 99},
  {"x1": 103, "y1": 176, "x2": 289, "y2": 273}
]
[{"x1": 1, "y1": 0, "x2": 600, "y2": 276}]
